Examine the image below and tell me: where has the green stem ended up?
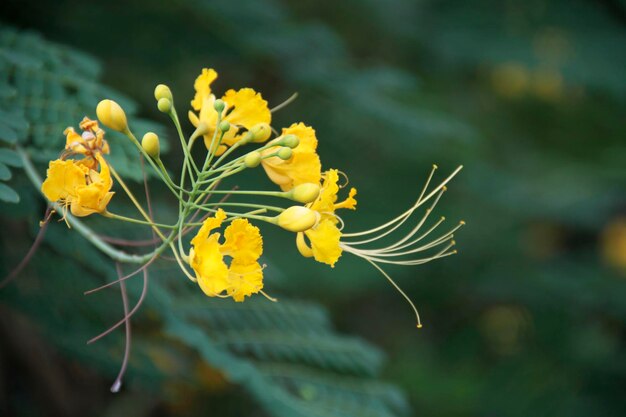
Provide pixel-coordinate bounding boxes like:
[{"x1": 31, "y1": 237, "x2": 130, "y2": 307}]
[{"x1": 104, "y1": 211, "x2": 178, "y2": 229}]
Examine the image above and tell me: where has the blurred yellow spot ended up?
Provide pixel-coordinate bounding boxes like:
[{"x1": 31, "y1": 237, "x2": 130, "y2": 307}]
[
  {"x1": 531, "y1": 68, "x2": 564, "y2": 101},
  {"x1": 480, "y1": 305, "x2": 530, "y2": 355},
  {"x1": 602, "y1": 218, "x2": 626, "y2": 271},
  {"x1": 490, "y1": 63, "x2": 529, "y2": 98}
]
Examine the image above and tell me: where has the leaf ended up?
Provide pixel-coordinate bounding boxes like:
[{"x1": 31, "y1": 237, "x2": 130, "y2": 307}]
[
  {"x1": 0, "y1": 148, "x2": 23, "y2": 167},
  {"x1": 0, "y1": 122, "x2": 18, "y2": 144},
  {"x1": 0, "y1": 182, "x2": 19, "y2": 203},
  {"x1": 0, "y1": 161, "x2": 11, "y2": 180}
]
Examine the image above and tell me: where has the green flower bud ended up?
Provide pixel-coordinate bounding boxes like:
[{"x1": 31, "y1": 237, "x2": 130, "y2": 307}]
[
  {"x1": 157, "y1": 98, "x2": 172, "y2": 113},
  {"x1": 277, "y1": 147, "x2": 293, "y2": 160},
  {"x1": 219, "y1": 120, "x2": 231, "y2": 133},
  {"x1": 141, "y1": 132, "x2": 160, "y2": 158},
  {"x1": 214, "y1": 99, "x2": 225, "y2": 113},
  {"x1": 96, "y1": 99, "x2": 128, "y2": 132},
  {"x1": 249, "y1": 123, "x2": 272, "y2": 143},
  {"x1": 154, "y1": 84, "x2": 173, "y2": 101},
  {"x1": 281, "y1": 134, "x2": 299, "y2": 148},
  {"x1": 276, "y1": 206, "x2": 318, "y2": 232},
  {"x1": 289, "y1": 183, "x2": 321, "y2": 204},
  {"x1": 244, "y1": 152, "x2": 262, "y2": 168}
]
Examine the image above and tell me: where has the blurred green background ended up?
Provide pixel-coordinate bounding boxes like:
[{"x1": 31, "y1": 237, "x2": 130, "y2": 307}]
[{"x1": 1, "y1": 0, "x2": 625, "y2": 416}]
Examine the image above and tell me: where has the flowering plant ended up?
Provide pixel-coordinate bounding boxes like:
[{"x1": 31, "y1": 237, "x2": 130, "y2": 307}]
[{"x1": 13, "y1": 68, "x2": 463, "y2": 390}]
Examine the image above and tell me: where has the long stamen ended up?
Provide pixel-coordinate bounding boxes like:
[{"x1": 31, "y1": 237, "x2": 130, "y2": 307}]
[
  {"x1": 364, "y1": 259, "x2": 422, "y2": 328},
  {"x1": 342, "y1": 165, "x2": 462, "y2": 238},
  {"x1": 346, "y1": 186, "x2": 445, "y2": 246}
]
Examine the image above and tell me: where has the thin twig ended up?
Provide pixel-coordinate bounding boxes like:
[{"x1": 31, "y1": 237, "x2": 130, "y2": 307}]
[
  {"x1": 0, "y1": 208, "x2": 52, "y2": 290},
  {"x1": 110, "y1": 263, "x2": 131, "y2": 393},
  {"x1": 87, "y1": 268, "x2": 148, "y2": 344}
]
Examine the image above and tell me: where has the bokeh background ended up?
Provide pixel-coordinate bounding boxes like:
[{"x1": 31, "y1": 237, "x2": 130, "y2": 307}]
[{"x1": 1, "y1": 0, "x2": 625, "y2": 416}]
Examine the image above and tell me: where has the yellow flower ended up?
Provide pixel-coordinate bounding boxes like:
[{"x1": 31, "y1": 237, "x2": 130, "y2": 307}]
[
  {"x1": 189, "y1": 209, "x2": 265, "y2": 301},
  {"x1": 261, "y1": 123, "x2": 322, "y2": 192},
  {"x1": 64, "y1": 117, "x2": 110, "y2": 170},
  {"x1": 296, "y1": 169, "x2": 357, "y2": 267},
  {"x1": 41, "y1": 153, "x2": 114, "y2": 217},
  {"x1": 188, "y1": 68, "x2": 271, "y2": 156}
]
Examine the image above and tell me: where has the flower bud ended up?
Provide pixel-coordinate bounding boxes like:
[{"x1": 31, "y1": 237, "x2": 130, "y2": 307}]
[
  {"x1": 281, "y1": 134, "x2": 299, "y2": 148},
  {"x1": 154, "y1": 84, "x2": 173, "y2": 101},
  {"x1": 219, "y1": 120, "x2": 231, "y2": 133},
  {"x1": 276, "y1": 206, "x2": 318, "y2": 232},
  {"x1": 288, "y1": 183, "x2": 320, "y2": 204},
  {"x1": 277, "y1": 147, "x2": 292, "y2": 160},
  {"x1": 214, "y1": 99, "x2": 225, "y2": 113},
  {"x1": 141, "y1": 132, "x2": 160, "y2": 158},
  {"x1": 96, "y1": 99, "x2": 128, "y2": 132},
  {"x1": 249, "y1": 123, "x2": 272, "y2": 143},
  {"x1": 244, "y1": 151, "x2": 262, "y2": 168},
  {"x1": 157, "y1": 98, "x2": 172, "y2": 113}
]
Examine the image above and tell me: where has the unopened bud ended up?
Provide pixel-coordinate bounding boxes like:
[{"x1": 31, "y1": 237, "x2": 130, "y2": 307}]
[
  {"x1": 249, "y1": 123, "x2": 272, "y2": 143},
  {"x1": 154, "y1": 84, "x2": 173, "y2": 101},
  {"x1": 244, "y1": 152, "x2": 262, "y2": 168},
  {"x1": 277, "y1": 147, "x2": 292, "y2": 160},
  {"x1": 219, "y1": 120, "x2": 231, "y2": 133},
  {"x1": 214, "y1": 99, "x2": 225, "y2": 113},
  {"x1": 141, "y1": 132, "x2": 160, "y2": 158},
  {"x1": 157, "y1": 98, "x2": 172, "y2": 113},
  {"x1": 276, "y1": 206, "x2": 318, "y2": 232},
  {"x1": 96, "y1": 99, "x2": 128, "y2": 132},
  {"x1": 289, "y1": 183, "x2": 320, "y2": 204},
  {"x1": 281, "y1": 134, "x2": 299, "y2": 148}
]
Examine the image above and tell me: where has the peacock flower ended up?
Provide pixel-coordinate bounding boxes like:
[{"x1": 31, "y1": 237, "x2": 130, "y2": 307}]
[
  {"x1": 261, "y1": 123, "x2": 322, "y2": 192},
  {"x1": 64, "y1": 117, "x2": 110, "y2": 170},
  {"x1": 295, "y1": 169, "x2": 357, "y2": 267},
  {"x1": 41, "y1": 153, "x2": 114, "y2": 218},
  {"x1": 188, "y1": 68, "x2": 271, "y2": 156},
  {"x1": 189, "y1": 209, "x2": 265, "y2": 302}
]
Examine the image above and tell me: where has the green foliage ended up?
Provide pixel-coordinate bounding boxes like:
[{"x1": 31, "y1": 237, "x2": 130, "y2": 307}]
[{"x1": 0, "y1": 23, "x2": 168, "y2": 204}]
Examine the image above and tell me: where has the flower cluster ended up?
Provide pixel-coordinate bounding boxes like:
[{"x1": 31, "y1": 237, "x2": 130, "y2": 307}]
[
  {"x1": 41, "y1": 118, "x2": 114, "y2": 218},
  {"x1": 39, "y1": 67, "x2": 464, "y2": 326}
]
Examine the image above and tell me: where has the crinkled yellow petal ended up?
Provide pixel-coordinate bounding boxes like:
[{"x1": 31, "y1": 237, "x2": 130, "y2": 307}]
[
  {"x1": 69, "y1": 154, "x2": 114, "y2": 216},
  {"x1": 304, "y1": 219, "x2": 343, "y2": 267},
  {"x1": 71, "y1": 187, "x2": 114, "y2": 217},
  {"x1": 191, "y1": 209, "x2": 227, "y2": 247},
  {"x1": 220, "y1": 88, "x2": 271, "y2": 147},
  {"x1": 191, "y1": 68, "x2": 218, "y2": 111},
  {"x1": 221, "y1": 218, "x2": 263, "y2": 264},
  {"x1": 334, "y1": 187, "x2": 358, "y2": 210},
  {"x1": 310, "y1": 169, "x2": 340, "y2": 214},
  {"x1": 227, "y1": 260, "x2": 264, "y2": 302},
  {"x1": 64, "y1": 127, "x2": 88, "y2": 154},
  {"x1": 41, "y1": 159, "x2": 87, "y2": 202},
  {"x1": 191, "y1": 238, "x2": 230, "y2": 297},
  {"x1": 261, "y1": 123, "x2": 322, "y2": 191}
]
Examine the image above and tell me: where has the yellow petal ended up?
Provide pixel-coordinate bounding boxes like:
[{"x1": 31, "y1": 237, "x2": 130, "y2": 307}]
[
  {"x1": 191, "y1": 68, "x2": 218, "y2": 111},
  {"x1": 220, "y1": 88, "x2": 271, "y2": 147},
  {"x1": 261, "y1": 123, "x2": 322, "y2": 191},
  {"x1": 221, "y1": 218, "x2": 263, "y2": 263},
  {"x1": 41, "y1": 159, "x2": 87, "y2": 202},
  {"x1": 304, "y1": 219, "x2": 343, "y2": 267},
  {"x1": 69, "y1": 154, "x2": 114, "y2": 216},
  {"x1": 334, "y1": 187, "x2": 358, "y2": 210},
  {"x1": 227, "y1": 260, "x2": 264, "y2": 302},
  {"x1": 191, "y1": 238, "x2": 230, "y2": 297},
  {"x1": 191, "y1": 209, "x2": 227, "y2": 247}
]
